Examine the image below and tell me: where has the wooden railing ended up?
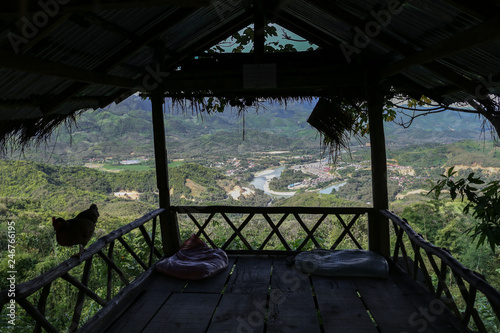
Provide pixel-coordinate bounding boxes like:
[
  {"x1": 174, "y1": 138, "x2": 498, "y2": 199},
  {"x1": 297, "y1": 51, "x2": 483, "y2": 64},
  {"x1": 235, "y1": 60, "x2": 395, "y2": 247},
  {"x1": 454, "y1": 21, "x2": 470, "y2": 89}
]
[
  {"x1": 173, "y1": 206, "x2": 372, "y2": 254},
  {"x1": 8, "y1": 206, "x2": 500, "y2": 332},
  {"x1": 0, "y1": 209, "x2": 164, "y2": 333},
  {"x1": 383, "y1": 209, "x2": 500, "y2": 332}
]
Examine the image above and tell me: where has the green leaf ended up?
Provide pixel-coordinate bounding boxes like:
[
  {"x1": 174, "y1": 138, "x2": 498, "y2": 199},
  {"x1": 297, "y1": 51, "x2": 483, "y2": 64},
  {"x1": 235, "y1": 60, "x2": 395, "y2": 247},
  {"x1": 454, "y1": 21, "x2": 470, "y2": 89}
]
[
  {"x1": 447, "y1": 166, "x2": 456, "y2": 177},
  {"x1": 430, "y1": 169, "x2": 499, "y2": 252},
  {"x1": 470, "y1": 178, "x2": 485, "y2": 185}
]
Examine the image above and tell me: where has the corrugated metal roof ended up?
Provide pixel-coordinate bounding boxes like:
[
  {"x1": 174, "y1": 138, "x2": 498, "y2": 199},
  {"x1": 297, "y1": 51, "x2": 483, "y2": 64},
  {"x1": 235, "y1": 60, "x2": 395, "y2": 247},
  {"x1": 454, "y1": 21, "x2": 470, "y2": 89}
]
[{"x1": 1, "y1": 0, "x2": 500, "y2": 144}]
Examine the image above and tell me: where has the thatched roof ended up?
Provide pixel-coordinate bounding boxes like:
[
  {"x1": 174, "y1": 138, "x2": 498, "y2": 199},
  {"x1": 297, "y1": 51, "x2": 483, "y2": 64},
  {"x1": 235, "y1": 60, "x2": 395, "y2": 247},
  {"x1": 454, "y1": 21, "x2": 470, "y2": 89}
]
[{"x1": 2, "y1": 0, "x2": 500, "y2": 148}]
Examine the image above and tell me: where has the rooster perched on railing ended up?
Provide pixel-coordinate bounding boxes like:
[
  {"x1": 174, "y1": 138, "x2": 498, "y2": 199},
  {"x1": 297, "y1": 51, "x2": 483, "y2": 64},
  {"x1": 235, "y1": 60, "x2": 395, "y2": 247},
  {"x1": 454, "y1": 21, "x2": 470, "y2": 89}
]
[{"x1": 52, "y1": 204, "x2": 99, "y2": 259}]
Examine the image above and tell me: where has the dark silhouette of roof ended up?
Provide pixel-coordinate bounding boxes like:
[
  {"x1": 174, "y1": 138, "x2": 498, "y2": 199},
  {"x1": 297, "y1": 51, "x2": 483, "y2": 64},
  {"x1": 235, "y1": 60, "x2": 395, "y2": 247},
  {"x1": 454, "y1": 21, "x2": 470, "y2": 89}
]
[{"x1": 1, "y1": 0, "x2": 500, "y2": 145}]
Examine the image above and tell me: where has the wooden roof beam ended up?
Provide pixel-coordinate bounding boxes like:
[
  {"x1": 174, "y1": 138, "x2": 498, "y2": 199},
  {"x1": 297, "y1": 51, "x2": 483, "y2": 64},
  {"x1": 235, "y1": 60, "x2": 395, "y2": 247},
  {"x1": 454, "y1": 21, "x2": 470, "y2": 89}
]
[
  {"x1": 421, "y1": 62, "x2": 480, "y2": 97},
  {"x1": 160, "y1": 62, "x2": 364, "y2": 93},
  {"x1": 0, "y1": 96, "x2": 108, "y2": 111},
  {"x1": 272, "y1": 14, "x2": 338, "y2": 49},
  {"x1": 267, "y1": 0, "x2": 346, "y2": 49},
  {"x1": 42, "y1": 9, "x2": 253, "y2": 115},
  {"x1": 381, "y1": 13, "x2": 500, "y2": 78},
  {"x1": 40, "y1": 7, "x2": 198, "y2": 116},
  {"x1": 78, "y1": 12, "x2": 143, "y2": 43},
  {"x1": 0, "y1": 49, "x2": 139, "y2": 89},
  {"x1": 0, "y1": 13, "x2": 71, "y2": 53},
  {"x1": 156, "y1": 13, "x2": 254, "y2": 91},
  {"x1": 254, "y1": 0, "x2": 266, "y2": 57},
  {"x1": 439, "y1": 0, "x2": 499, "y2": 21},
  {"x1": 303, "y1": 0, "x2": 497, "y2": 99},
  {"x1": 306, "y1": 0, "x2": 387, "y2": 28},
  {"x1": 390, "y1": 74, "x2": 451, "y2": 103},
  {"x1": 0, "y1": 0, "x2": 209, "y2": 17}
]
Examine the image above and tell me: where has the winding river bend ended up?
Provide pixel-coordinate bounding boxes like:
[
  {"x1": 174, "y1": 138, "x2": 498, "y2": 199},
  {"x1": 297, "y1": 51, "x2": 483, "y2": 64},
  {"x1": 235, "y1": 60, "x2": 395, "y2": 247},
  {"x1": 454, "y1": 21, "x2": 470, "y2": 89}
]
[
  {"x1": 250, "y1": 166, "x2": 293, "y2": 198},
  {"x1": 250, "y1": 166, "x2": 345, "y2": 198}
]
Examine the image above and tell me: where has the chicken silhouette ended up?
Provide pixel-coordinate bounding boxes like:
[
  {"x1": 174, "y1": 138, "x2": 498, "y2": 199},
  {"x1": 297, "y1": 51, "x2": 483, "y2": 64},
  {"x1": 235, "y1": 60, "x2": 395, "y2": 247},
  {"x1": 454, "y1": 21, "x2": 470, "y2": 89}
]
[{"x1": 52, "y1": 204, "x2": 99, "y2": 259}]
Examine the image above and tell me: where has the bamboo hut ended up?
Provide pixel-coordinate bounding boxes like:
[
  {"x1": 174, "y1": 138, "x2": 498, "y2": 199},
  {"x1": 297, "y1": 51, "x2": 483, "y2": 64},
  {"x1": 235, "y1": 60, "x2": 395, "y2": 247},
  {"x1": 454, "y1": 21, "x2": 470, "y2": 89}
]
[{"x1": 1, "y1": 1, "x2": 500, "y2": 332}]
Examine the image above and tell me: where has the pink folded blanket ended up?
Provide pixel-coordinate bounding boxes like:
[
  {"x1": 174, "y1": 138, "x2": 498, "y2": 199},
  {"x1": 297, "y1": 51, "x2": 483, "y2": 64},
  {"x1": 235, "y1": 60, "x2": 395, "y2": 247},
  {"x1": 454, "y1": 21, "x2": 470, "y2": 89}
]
[{"x1": 156, "y1": 234, "x2": 228, "y2": 280}]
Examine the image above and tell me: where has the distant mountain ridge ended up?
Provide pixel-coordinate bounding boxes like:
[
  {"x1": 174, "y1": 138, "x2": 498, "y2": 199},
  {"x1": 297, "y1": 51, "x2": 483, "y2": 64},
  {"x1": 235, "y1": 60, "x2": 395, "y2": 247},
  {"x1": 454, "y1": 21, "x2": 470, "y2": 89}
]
[
  {"x1": 6, "y1": 96, "x2": 491, "y2": 164},
  {"x1": 384, "y1": 110, "x2": 487, "y2": 145}
]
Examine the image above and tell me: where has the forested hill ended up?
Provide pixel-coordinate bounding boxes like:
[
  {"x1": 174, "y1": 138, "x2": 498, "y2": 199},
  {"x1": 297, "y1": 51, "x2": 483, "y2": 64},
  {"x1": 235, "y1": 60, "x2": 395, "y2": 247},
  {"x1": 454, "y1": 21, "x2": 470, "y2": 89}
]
[
  {"x1": 384, "y1": 109, "x2": 486, "y2": 145},
  {"x1": 0, "y1": 160, "x2": 246, "y2": 216},
  {"x1": 6, "y1": 96, "x2": 489, "y2": 165},
  {"x1": 0, "y1": 159, "x2": 157, "y2": 221}
]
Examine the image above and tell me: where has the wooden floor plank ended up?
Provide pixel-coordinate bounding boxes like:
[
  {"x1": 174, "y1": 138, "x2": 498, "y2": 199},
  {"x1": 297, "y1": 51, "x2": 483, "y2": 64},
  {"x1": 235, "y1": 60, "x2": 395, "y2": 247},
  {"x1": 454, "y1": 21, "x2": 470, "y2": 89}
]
[
  {"x1": 142, "y1": 271, "x2": 188, "y2": 292},
  {"x1": 225, "y1": 256, "x2": 273, "y2": 294},
  {"x1": 94, "y1": 256, "x2": 472, "y2": 333},
  {"x1": 182, "y1": 256, "x2": 236, "y2": 293},
  {"x1": 207, "y1": 293, "x2": 267, "y2": 333},
  {"x1": 311, "y1": 274, "x2": 377, "y2": 333},
  {"x1": 105, "y1": 290, "x2": 171, "y2": 333},
  {"x1": 142, "y1": 293, "x2": 220, "y2": 333},
  {"x1": 354, "y1": 276, "x2": 439, "y2": 333},
  {"x1": 311, "y1": 274, "x2": 358, "y2": 291},
  {"x1": 388, "y1": 261, "x2": 469, "y2": 333},
  {"x1": 105, "y1": 272, "x2": 187, "y2": 332},
  {"x1": 316, "y1": 289, "x2": 378, "y2": 333},
  {"x1": 267, "y1": 259, "x2": 321, "y2": 333}
]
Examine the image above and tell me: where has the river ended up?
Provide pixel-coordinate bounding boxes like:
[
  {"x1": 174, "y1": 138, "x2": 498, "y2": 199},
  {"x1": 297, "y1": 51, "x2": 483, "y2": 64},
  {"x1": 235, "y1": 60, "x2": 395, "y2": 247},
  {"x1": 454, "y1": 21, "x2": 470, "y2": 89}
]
[
  {"x1": 250, "y1": 166, "x2": 345, "y2": 197},
  {"x1": 319, "y1": 181, "x2": 347, "y2": 194},
  {"x1": 250, "y1": 166, "x2": 294, "y2": 197}
]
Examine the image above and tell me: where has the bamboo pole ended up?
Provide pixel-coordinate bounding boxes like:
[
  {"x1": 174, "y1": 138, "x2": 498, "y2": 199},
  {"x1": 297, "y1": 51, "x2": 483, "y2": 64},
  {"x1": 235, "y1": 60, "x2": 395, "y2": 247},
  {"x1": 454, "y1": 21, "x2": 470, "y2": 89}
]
[
  {"x1": 150, "y1": 91, "x2": 180, "y2": 256},
  {"x1": 367, "y1": 80, "x2": 390, "y2": 256}
]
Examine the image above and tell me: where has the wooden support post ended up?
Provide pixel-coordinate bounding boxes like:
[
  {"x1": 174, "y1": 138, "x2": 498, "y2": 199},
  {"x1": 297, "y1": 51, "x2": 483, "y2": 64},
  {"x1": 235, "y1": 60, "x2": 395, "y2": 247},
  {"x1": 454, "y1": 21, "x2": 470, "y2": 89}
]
[
  {"x1": 34, "y1": 282, "x2": 52, "y2": 333},
  {"x1": 69, "y1": 258, "x2": 93, "y2": 332},
  {"x1": 106, "y1": 241, "x2": 114, "y2": 302},
  {"x1": 254, "y1": 0, "x2": 265, "y2": 57},
  {"x1": 151, "y1": 91, "x2": 180, "y2": 256},
  {"x1": 367, "y1": 80, "x2": 390, "y2": 257}
]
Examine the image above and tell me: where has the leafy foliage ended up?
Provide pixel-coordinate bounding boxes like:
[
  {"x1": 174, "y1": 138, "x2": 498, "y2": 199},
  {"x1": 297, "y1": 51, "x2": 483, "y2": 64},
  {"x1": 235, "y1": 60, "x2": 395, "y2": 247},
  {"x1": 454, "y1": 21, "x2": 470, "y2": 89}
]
[{"x1": 429, "y1": 167, "x2": 500, "y2": 251}]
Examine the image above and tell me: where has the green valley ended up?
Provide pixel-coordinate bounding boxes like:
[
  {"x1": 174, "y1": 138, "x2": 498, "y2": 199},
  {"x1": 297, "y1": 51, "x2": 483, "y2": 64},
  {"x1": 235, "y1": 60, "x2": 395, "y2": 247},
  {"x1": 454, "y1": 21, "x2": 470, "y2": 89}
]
[{"x1": 2, "y1": 97, "x2": 500, "y2": 332}]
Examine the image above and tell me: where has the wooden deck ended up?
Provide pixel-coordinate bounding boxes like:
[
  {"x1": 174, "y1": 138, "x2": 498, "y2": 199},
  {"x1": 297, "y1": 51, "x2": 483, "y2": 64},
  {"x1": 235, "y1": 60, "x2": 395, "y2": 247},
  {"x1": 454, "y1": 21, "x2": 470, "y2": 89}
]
[{"x1": 91, "y1": 255, "x2": 470, "y2": 333}]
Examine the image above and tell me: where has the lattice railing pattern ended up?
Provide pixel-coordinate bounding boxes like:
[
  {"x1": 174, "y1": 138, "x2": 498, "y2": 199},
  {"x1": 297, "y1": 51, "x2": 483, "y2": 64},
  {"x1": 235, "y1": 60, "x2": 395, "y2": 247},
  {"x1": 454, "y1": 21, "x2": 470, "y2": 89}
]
[
  {"x1": 0, "y1": 209, "x2": 164, "y2": 333},
  {"x1": 6, "y1": 206, "x2": 500, "y2": 332},
  {"x1": 173, "y1": 206, "x2": 372, "y2": 253},
  {"x1": 383, "y1": 209, "x2": 500, "y2": 333}
]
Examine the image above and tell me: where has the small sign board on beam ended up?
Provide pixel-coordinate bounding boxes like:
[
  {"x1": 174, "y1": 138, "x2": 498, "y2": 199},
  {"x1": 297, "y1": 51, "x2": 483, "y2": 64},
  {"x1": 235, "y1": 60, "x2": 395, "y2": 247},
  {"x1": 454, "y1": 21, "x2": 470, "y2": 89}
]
[{"x1": 243, "y1": 63, "x2": 277, "y2": 89}]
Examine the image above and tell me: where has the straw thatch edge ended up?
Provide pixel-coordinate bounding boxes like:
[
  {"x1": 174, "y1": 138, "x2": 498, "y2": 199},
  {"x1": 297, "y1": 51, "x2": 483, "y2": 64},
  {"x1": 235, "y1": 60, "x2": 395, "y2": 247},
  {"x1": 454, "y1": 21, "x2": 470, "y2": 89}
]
[{"x1": 0, "y1": 110, "x2": 84, "y2": 153}]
